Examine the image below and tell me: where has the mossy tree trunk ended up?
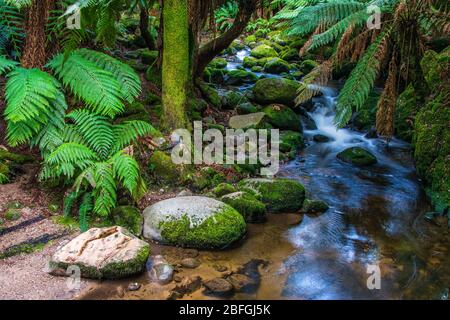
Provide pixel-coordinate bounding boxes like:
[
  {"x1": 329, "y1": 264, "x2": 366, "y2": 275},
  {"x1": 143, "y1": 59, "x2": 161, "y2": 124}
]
[
  {"x1": 21, "y1": 0, "x2": 53, "y2": 69},
  {"x1": 161, "y1": 0, "x2": 190, "y2": 130}
]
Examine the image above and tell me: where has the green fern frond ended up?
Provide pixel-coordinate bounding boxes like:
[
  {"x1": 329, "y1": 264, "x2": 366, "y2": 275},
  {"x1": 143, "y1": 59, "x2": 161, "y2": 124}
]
[
  {"x1": 48, "y1": 51, "x2": 125, "y2": 118},
  {"x1": 335, "y1": 27, "x2": 393, "y2": 127},
  {"x1": 112, "y1": 120, "x2": 156, "y2": 153},
  {"x1": 47, "y1": 142, "x2": 99, "y2": 167},
  {"x1": 63, "y1": 190, "x2": 81, "y2": 218},
  {"x1": 4, "y1": 0, "x2": 31, "y2": 9},
  {"x1": 76, "y1": 48, "x2": 141, "y2": 103},
  {"x1": 92, "y1": 162, "x2": 117, "y2": 216},
  {"x1": 67, "y1": 109, "x2": 114, "y2": 159},
  {"x1": 0, "y1": 0, "x2": 25, "y2": 56},
  {"x1": 0, "y1": 55, "x2": 18, "y2": 74},
  {"x1": 79, "y1": 191, "x2": 93, "y2": 231},
  {"x1": 109, "y1": 151, "x2": 141, "y2": 197}
]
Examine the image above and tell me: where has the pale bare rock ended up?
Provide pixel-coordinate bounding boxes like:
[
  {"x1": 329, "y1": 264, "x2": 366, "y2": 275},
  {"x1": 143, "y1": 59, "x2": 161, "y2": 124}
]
[{"x1": 49, "y1": 226, "x2": 150, "y2": 279}]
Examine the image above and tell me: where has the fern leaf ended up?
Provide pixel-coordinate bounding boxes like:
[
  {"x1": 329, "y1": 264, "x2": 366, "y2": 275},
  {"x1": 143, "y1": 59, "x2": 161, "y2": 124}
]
[
  {"x1": 79, "y1": 192, "x2": 93, "y2": 232},
  {"x1": 63, "y1": 190, "x2": 81, "y2": 218},
  {"x1": 112, "y1": 120, "x2": 157, "y2": 153},
  {"x1": 92, "y1": 162, "x2": 117, "y2": 216},
  {"x1": 109, "y1": 151, "x2": 141, "y2": 197},
  {"x1": 0, "y1": 55, "x2": 17, "y2": 74},
  {"x1": 47, "y1": 142, "x2": 99, "y2": 166}
]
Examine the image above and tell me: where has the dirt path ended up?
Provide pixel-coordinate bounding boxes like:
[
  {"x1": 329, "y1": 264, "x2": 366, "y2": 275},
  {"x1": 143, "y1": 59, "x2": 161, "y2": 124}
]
[{"x1": 0, "y1": 165, "x2": 93, "y2": 300}]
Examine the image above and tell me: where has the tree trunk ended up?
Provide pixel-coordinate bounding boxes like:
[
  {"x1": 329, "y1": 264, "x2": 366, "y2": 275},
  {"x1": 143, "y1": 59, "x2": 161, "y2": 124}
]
[
  {"x1": 194, "y1": 0, "x2": 256, "y2": 78},
  {"x1": 140, "y1": 6, "x2": 156, "y2": 50},
  {"x1": 161, "y1": 0, "x2": 190, "y2": 130},
  {"x1": 21, "y1": 0, "x2": 53, "y2": 69}
]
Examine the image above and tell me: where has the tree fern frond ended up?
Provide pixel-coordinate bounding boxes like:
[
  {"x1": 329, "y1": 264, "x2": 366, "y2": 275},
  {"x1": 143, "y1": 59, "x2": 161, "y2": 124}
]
[
  {"x1": 63, "y1": 190, "x2": 81, "y2": 218},
  {"x1": 79, "y1": 191, "x2": 93, "y2": 231},
  {"x1": 76, "y1": 48, "x2": 141, "y2": 103},
  {"x1": 47, "y1": 142, "x2": 99, "y2": 166},
  {"x1": 48, "y1": 51, "x2": 125, "y2": 117},
  {"x1": 109, "y1": 151, "x2": 141, "y2": 197},
  {"x1": 92, "y1": 162, "x2": 116, "y2": 216},
  {"x1": 112, "y1": 120, "x2": 156, "y2": 152},
  {"x1": 66, "y1": 109, "x2": 114, "y2": 159},
  {"x1": 0, "y1": 55, "x2": 18, "y2": 74},
  {"x1": 335, "y1": 27, "x2": 393, "y2": 127}
]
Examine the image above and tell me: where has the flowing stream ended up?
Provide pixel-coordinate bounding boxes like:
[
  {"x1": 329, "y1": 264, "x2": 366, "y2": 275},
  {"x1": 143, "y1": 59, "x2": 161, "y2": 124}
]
[{"x1": 83, "y1": 47, "x2": 449, "y2": 300}]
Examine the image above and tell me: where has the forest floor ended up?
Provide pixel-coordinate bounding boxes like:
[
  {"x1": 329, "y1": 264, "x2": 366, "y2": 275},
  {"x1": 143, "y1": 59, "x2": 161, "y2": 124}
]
[{"x1": 0, "y1": 164, "x2": 94, "y2": 299}]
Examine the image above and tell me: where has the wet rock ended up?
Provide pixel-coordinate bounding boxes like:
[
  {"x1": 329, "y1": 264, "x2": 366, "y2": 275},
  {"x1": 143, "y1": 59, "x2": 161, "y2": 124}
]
[
  {"x1": 302, "y1": 199, "x2": 329, "y2": 214},
  {"x1": 227, "y1": 273, "x2": 257, "y2": 292},
  {"x1": 262, "y1": 104, "x2": 302, "y2": 132},
  {"x1": 180, "y1": 258, "x2": 201, "y2": 269},
  {"x1": 280, "y1": 131, "x2": 304, "y2": 153},
  {"x1": 174, "y1": 276, "x2": 202, "y2": 295},
  {"x1": 364, "y1": 127, "x2": 379, "y2": 139},
  {"x1": 221, "y1": 91, "x2": 246, "y2": 110},
  {"x1": 301, "y1": 113, "x2": 318, "y2": 130},
  {"x1": 49, "y1": 226, "x2": 150, "y2": 279},
  {"x1": 313, "y1": 134, "x2": 330, "y2": 143},
  {"x1": 236, "y1": 102, "x2": 258, "y2": 115},
  {"x1": 183, "y1": 249, "x2": 199, "y2": 258},
  {"x1": 208, "y1": 58, "x2": 228, "y2": 69},
  {"x1": 143, "y1": 196, "x2": 246, "y2": 249},
  {"x1": 225, "y1": 70, "x2": 258, "y2": 86},
  {"x1": 127, "y1": 282, "x2": 141, "y2": 291},
  {"x1": 337, "y1": 147, "x2": 378, "y2": 166},
  {"x1": 147, "y1": 255, "x2": 174, "y2": 284},
  {"x1": 221, "y1": 192, "x2": 267, "y2": 223},
  {"x1": 116, "y1": 286, "x2": 125, "y2": 298},
  {"x1": 298, "y1": 59, "x2": 319, "y2": 74},
  {"x1": 250, "y1": 44, "x2": 279, "y2": 59},
  {"x1": 263, "y1": 58, "x2": 290, "y2": 74},
  {"x1": 253, "y1": 78, "x2": 300, "y2": 107},
  {"x1": 203, "y1": 278, "x2": 234, "y2": 297},
  {"x1": 238, "y1": 178, "x2": 306, "y2": 213}
]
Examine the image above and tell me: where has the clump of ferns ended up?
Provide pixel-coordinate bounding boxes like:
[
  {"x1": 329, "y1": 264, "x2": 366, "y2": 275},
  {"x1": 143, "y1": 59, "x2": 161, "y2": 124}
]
[
  {"x1": 280, "y1": 0, "x2": 449, "y2": 138},
  {"x1": 0, "y1": 48, "x2": 156, "y2": 231}
]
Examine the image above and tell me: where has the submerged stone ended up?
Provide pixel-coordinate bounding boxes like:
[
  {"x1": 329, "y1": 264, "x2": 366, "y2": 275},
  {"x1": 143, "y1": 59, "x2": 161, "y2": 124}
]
[{"x1": 337, "y1": 147, "x2": 378, "y2": 166}]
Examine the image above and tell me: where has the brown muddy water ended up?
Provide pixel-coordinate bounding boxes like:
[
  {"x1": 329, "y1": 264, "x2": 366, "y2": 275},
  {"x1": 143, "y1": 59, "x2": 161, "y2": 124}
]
[{"x1": 81, "y1": 53, "x2": 449, "y2": 301}]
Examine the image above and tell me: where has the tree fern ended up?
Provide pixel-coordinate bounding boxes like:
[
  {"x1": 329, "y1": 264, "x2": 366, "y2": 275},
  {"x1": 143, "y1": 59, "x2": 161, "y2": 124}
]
[
  {"x1": 78, "y1": 191, "x2": 93, "y2": 231},
  {"x1": 0, "y1": 55, "x2": 18, "y2": 74},
  {"x1": 48, "y1": 51, "x2": 126, "y2": 117},
  {"x1": 109, "y1": 151, "x2": 141, "y2": 198},
  {"x1": 112, "y1": 120, "x2": 157, "y2": 153},
  {"x1": 0, "y1": 0, "x2": 25, "y2": 56},
  {"x1": 92, "y1": 162, "x2": 117, "y2": 216}
]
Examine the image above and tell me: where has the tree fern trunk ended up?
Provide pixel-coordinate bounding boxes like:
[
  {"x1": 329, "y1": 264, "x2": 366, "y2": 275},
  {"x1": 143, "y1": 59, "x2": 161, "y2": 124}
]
[
  {"x1": 161, "y1": 0, "x2": 189, "y2": 130},
  {"x1": 21, "y1": 0, "x2": 53, "y2": 69}
]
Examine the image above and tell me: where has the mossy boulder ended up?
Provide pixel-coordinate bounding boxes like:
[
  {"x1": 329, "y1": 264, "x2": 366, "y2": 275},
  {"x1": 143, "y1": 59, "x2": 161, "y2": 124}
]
[
  {"x1": 289, "y1": 38, "x2": 307, "y2": 49},
  {"x1": 212, "y1": 183, "x2": 237, "y2": 197},
  {"x1": 149, "y1": 151, "x2": 184, "y2": 183},
  {"x1": 237, "y1": 178, "x2": 306, "y2": 213},
  {"x1": 225, "y1": 70, "x2": 258, "y2": 86},
  {"x1": 250, "y1": 44, "x2": 279, "y2": 59},
  {"x1": 413, "y1": 91, "x2": 450, "y2": 212},
  {"x1": 263, "y1": 58, "x2": 290, "y2": 74},
  {"x1": 420, "y1": 47, "x2": 450, "y2": 92},
  {"x1": 395, "y1": 84, "x2": 418, "y2": 142},
  {"x1": 281, "y1": 48, "x2": 299, "y2": 62},
  {"x1": 250, "y1": 66, "x2": 263, "y2": 73},
  {"x1": 190, "y1": 167, "x2": 226, "y2": 191},
  {"x1": 142, "y1": 196, "x2": 246, "y2": 249},
  {"x1": 302, "y1": 199, "x2": 329, "y2": 214},
  {"x1": 139, "y1": 49, "x2": 158, "y2": 65},
  {"x1": 244, "y1": 35, "x2": 257, "y2": 45},
  {"x1": 263, "y1": 104, "x2": 302, "y2": 132},
  {"x1": 0, "y1": 150, "x2": 34, "y2": 164},
  {"x1": 237, "y1": 102, "x2": 258, "y2": 115},
  {"x1": 280, "y1": 130, "x2": 304, "y2": 153},
  {"x1": 221, "y1": 91, "x2": 246, "y2": 110},
  {"x1": 208, "y1": 58, "x2": 228, "y2": 69},
  {"x1": 49, "y1": 227, "x2": 150, "y2": 279},
  {"x1": 253, "y1": 78, "x2": 300, "y2": 107},
  {"x1": 198, "y1": 83, "x2": 222, "y2": 108},
  {"x1": 299, "y1": 59, "x2": 319, "y2": 74},
  {"x1": 204, "y1": 67, "x2": 228, "y2": 84},
  {"x1": 221, "y1": 192, "x2": 267, "y2": 223},
  {"x1": 229, "y1": 112, "x2": 267, "y2": 130},
  {"x1": 336, "y1": 147, "x2": 377, "y2": 166},
  {"x1": 111, "y1": 206, "x2": 143, "y2": 236},
  {"x1": 243, "y1": 56, "x2": 258, "y2": 68}
]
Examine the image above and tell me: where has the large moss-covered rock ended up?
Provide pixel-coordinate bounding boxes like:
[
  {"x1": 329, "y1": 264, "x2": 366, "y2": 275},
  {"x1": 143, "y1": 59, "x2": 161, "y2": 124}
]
[
  {"x1": 280, "y1": 130, "x2": 304, "y2": 152},
  {"x1": 142, "y1": 196, "x2": 246, "y2": 249},
  {"x1": 337, "y1": 147, "x2": 377, "y2": 166},
  {"x1": 221, "y1": 192, "x2": 267, "y2": 223},
  {"x1": 243, "y1": 56, "x2": 257, "y2": 68},
  {"x1": 302, "y1": 199, "x2": 329, "y2": 214},
  {"x1": 420, "y1": 47, "x2": 450, "y2": 92},
  {"x1": 190, "y1": 167, "x2": 226, "y2": 191},
  {"x1": 281, "y1": 48, "x2": 299, "y2": 62},
  {"x1": 253, "y1": 78, "x2": 300, "y2": 107},
  {"x1": 413, "y1": 92, "x2": 450, "y2": 212},
  {"x1": 208, "y1": 57, "x2": 228, "y2": 69},
  {"x1": 221, "y1": 91, "x2": 246, "y2": 110},
  {"x1": 298, "y1": 59, "x2": 318, "y2": 74},
  {"x1": 250, "y1": 44, "x2": 279, "y2": 59},
  {"x1": 263, "y1": 104, "x2": 302, "y2": 132},
  {"x1": 395, "y1": 84, "x2": 418, "y2": 142},
  {"x1": 237, "y1": 178, "x2": 306, "y2": 213},
  {"x1": 225, "y1": 70, "x2": 258, "y2": 85},
  {"x1": 111, "y1": 206, "x2": 143, "y2": 236},
  {"x1": 0, "y1": 150, "x2": 34, "y2": 164},
  {"x1": 229, "y1": 112, "x2": 267, "y2": 130},
  {"x1": 263, "y1": 58, "x2": 290, "y2": 74},
  {"x1": 149, "y1": 151, "x2": 184, "y2": 183},
  {"x1": 198, "y1": 83, "x2": 222, "y2": 108},
  {"x1": 237, "y1": 102, "x2": 258, "y2": 115},
  {"x1": 138, "y1": 49, "x2": 158, "y2": 65},
  {"x1": 204, "y1": 67, "x2": 228, "y2": 84},
  {"x1": 49, "y1": 227, "x2": 150, "y2": 279},
  {"x1": 212, "y1": 183, "x2": 237, "y2": 197}
]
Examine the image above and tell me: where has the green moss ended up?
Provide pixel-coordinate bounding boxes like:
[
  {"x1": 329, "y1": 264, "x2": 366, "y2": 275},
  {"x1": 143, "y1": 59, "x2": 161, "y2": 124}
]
[
  {"x1": 0, "y1": 150, "x2": 34, "y2": 164},
  {"x1": 145, "y1": 66, "x2": 162, "y2": 88},
  {"x1": 250, "y1": 44, "x2": 279, "y2": 59},
  {"x1": 244, "y1": 35, "x2": 257, "y2": 45},
  {"x1": 0, "y1": 242, "x2": 46, "y2": 260},
  {"x1": 221, "y1": 91, "x2": 246, "y2": 109},
  {"x1": 221, "y1": 192, "x2": 267, "y2": 223},
  {"x1": 352, "y1": 90, "x2": 380, "y2": 131},
  {"x1": 0, "y1": 162, "x2": 9, "y2": 184},
  {"x1": 263, "y1": 104, "x2": 301, "y2": 132},
  {"x1": 281, "y1": 48, "x2": 299, "y2": 61},
  {"x1": 5, "y1": 208, "x2": 21, "y2": 221},
  {"x1": 253, "y1": 78, "x2": 300, "y2": 107},
  {"x1": 158, "y1": 207, "x2": 246, "y2": 249},
  {"x1": 298, "y1": 59, "x2": 318, "y2": 74},
  {"x1": 238, "y1": 178, "x2": 306, "y2": 213},
  {"x1": 212, "y1": 183, "x2": 237, "y2": 197},
  {"x1": 337, "y1": 147, "x2": 377, "y2": 166},
  {"x1": 243, "y1": 56, "x2": 258, "y2": 68},
  {"x1": 237, "y1": 102, "x2": 258, "y2": 115},
  {"x1": 289, "y1": 38, "x2": 307, "y2": 49},
  {"x1": 138, "y1": 49, "x2": 158, "y2": 65},
  {"x1": 204, "y1": 67, "x2": 227, "y2": 84},
  {"x1": 395, "y1": 85, "x2": 418, "y2": 142},
  {"x1": 263, "y1": 58, "x2": 290, "y2": 74},
  {"x1": 250, "y1": 66, "x2": 263, "y2": 73},
  {"x1": 280, "y1": 131, "x2": 304, "y2": 153},
  {"x1": 302, "y1": 199, "x2": 329, "y2": 214},
  {"x1": 208, "y1": 58, "x2": 228, "y2": 69},
  {"x1": 149, "y1": 151, "x2": 183, "y2": 183},
  {"x1": 420, "y1": 48, "x2": 450, "y2": 92},
  {"x1": 225, "y1": 70, "x2": 258, "y2": 85},
  {"x1": 191, "y1": 167, "x2": 226, "y2": 191},
  {"x1": 111, "y1": 206, "x2": 143, "y2": 235},
  {"x1": 199, "y1": 83, "x2": 222, "y2": 108}
]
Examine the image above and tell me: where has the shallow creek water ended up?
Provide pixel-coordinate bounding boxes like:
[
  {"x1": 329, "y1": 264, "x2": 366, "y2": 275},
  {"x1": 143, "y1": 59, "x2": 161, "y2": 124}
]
[{"x1": 82, "y1": 48, "x2": 449, "y2": 300}]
